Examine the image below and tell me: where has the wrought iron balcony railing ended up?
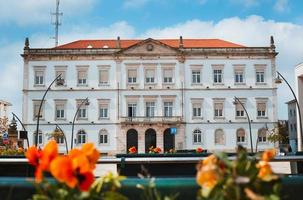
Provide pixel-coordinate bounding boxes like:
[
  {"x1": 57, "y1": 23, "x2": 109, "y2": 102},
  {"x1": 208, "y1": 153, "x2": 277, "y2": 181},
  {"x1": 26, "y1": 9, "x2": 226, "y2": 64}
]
[{"x1": 120, "y1": 116, "x2": 182, "y2": 124}]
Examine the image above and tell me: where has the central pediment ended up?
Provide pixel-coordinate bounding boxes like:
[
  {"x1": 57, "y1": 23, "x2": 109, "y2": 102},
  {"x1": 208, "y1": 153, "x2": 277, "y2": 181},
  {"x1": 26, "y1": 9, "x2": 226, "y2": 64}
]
[{"x1": 117, "y1": 38, "x2": 180, "y2": 55}]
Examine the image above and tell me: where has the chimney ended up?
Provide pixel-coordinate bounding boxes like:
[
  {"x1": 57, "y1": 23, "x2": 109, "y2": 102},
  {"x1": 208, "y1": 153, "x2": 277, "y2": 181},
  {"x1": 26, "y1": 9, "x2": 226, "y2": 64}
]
[
  {"x1": 116, "y1": 36, "x2": 121, "y2": 48},
  {"x1": 24, "y1": 37, "x2": 29, "y2": 50},
  {"x1": 179, "y1": 36, "x2": 183, "y2": 48},
  {"x1": 270, "y1": 35, "x2": 275, "y2": 49}
]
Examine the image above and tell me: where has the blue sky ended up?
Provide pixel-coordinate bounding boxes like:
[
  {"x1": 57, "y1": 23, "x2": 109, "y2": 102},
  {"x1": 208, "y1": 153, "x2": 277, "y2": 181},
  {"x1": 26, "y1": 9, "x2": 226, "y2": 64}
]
[{"x1": 0, "y1": 0, "x2": 303, "y2": 119}]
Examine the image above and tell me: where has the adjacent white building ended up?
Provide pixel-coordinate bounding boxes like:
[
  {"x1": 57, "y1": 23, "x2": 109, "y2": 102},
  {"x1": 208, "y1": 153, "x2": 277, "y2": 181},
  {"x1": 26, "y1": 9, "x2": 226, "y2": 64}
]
[
  {"x1": 286, "y1": 99, "x2": 297, "y2": 152},
  {"x1": 295, "y1": 62, "x2": 303, "y2": 151},
  {"x1": 22, "y1": 37, "x2": 277, "y2": 154},
  {"x1": 0, "y1": 100, "x2": 11, "y2": 119}
]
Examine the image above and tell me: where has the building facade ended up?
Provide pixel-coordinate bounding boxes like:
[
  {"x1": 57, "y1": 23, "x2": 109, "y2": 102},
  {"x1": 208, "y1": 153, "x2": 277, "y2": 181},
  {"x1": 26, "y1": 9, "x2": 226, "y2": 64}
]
[
  {"x1": 286, "y1": 99, "x2": 297, "y2": 152},
  {"x1": 295, "y1": 62, "x2": 303, "y2": 151},
  {"x1": 22, "y1": 37, "x2": 277, "y2": 154}
]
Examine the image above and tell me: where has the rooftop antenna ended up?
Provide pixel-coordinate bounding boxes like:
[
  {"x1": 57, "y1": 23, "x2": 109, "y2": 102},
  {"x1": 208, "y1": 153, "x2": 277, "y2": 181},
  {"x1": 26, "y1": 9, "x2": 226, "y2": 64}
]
[{"x1": 51, "y1": 0, "x2": 63, "y2": 47}]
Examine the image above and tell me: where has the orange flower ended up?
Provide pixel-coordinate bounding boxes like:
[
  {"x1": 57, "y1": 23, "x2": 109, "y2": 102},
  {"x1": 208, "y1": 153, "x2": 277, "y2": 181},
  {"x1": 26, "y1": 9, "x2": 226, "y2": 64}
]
[
  {"x1": 39, "y1": 140, "x2": 58, "y2": 171},
  {"x1": 78, "y1": 171, "x2": 94, "y2": 191},
  {"x1": 196, "y1": 164, "x2": 220, "y2": 189},
  {"x1": 128, "y1": 146, "x2": 137, "y2": 154},
  {"x1": 26, "y1": 146, "x2": 41, "y2": 166},
  {"x1": 203, "y1": 155, "x2": 218, "y2": 166},
  {"x1": 81, "y1": 143, "x2": 100, "y2": 169},
  {"x1": 196, "y1": 147, "x2": 203, "y2": 153},
  {"x1": 256, "y1": 161, "x2": 278, "y2": 181},
  {"x1": 261, "y1": 149, "x2": 276, "y2": 162},
  {"x1": 153, "y1": 147, "x2": 161, "y2": 153},
  {"x1": 50, "y1": 156, "x2": 77, "y2": 188}
]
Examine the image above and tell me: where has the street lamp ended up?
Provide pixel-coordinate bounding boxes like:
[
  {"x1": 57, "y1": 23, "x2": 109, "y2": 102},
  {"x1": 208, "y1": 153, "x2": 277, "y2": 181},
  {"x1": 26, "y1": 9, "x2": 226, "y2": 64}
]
[
  {"x1": 233, "y1": 96, "x2": 253, "y2": 153},
  {"x1": 70, "y1": 97, "x2": 90, "y2": 149},
  {"x1": 35, "y1": 74, "x2": 64, "y2": 146},
  {"x1": 54, "y1": 124, "x2": 68, "y2": 154},
  {"x1": 12, "y1": 112, "x2": 29, "y2": 148},
  {"x1": 275, "y1": 71, "x2": 303, "y2": 151}
]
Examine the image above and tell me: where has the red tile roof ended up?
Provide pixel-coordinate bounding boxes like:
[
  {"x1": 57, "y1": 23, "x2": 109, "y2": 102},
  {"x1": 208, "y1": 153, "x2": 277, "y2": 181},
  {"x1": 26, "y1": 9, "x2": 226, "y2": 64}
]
[{"x1": 55, "y1": 39, "x2": 245, "y2": 49}]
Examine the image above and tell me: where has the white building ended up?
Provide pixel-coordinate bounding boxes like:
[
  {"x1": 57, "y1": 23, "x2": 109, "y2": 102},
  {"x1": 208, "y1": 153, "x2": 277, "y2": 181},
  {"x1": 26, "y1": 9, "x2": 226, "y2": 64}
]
[
  {"x1": 295, "y1": 62, "x2": 303, "y2": 151},
  {"x1": 0, "y1": 100, "x2": 11, "y2": 119},
  {"x1": 286, "y1": 99, "x2": 297, "y2": 152},
  {"x1": 22, "y1": 37, "x2": 277, "y2": 154}
]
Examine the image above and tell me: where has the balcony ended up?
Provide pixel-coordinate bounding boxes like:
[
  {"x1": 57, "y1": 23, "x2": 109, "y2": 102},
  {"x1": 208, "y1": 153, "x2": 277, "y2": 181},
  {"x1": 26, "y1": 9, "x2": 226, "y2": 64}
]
[{"x1": 120, "y1": 116, "x2": 182, "y2": 125}]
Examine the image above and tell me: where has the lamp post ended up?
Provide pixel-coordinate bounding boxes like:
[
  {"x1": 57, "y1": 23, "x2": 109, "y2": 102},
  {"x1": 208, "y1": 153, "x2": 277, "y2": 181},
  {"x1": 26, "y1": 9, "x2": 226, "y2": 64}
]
[
  {"x1": 275, "y1": 71, "x2": 303, "y2": 151},
  {"x1": 71, "y1": 97, "x2": 89, "y2": 149},
  {"x1": 12, "y1": 112, "x2": 29, "y2": 148},
  {"x1": 233, "y1": 96, "x2": 253, "y2": 153},
  {"x1": 35, "y1": 74, "x2": 64, "y2": 146},
  {"x1": 54, "y1": 124, "x2": 68, "y2": 154}
]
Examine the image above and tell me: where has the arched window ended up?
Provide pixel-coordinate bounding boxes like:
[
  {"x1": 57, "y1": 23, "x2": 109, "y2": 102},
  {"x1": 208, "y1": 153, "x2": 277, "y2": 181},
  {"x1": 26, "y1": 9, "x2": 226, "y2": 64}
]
[
  {"x1": 215, "y1": 129, "x2": 225, "y2": 145},
  {"x1": 33, "y1": 130, "x2": 43, "y2": 145},
  {"x1": 77, "y1": 129, "x2": 86, "y2": 144},
  {"x1": 193, "y1": 129, "x2": 202, "y2": 144},
  {"x1": 50, "y1": 128, "x2": 64, "y2": 144},
  {"x1": 258, "y1": 128, "x2": 267, "y2": 143},
  {"x1": 99, "y1": 129, "x2": 109, "y2": 145},
  {"x1": 236, "y1": 128, "x2": 245, "y2": 143}
]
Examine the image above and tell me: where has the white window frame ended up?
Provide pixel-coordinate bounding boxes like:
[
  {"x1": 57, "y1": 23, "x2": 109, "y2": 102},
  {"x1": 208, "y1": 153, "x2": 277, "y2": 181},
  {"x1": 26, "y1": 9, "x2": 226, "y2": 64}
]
[
  {"x1": 163, "y1": 68, "x2": 174, "y2": 84},
  {"x1": 255, "y1": 65, "x2": 266, "y2": 85},
  {"x1": 98, "y1": 65, "x2": 110, "y2": 86},
  {"x1": 76, "y1": 66, "x2": 89, "y2": 86},
  {"x1": 214, "y1": 129, "x2": 225, "y2": 145},
  {"x1": 33, "y1": 100, "x2": 45, "y2": 120},
  {"x1": 236, "y1": 128, "x2": 246, "y2": 144},
  {"x1": 127, "y1": 102, "x2": 137, "y2": 117},
  {"x1": 256, "y1": 98, "x2": 268, "y2": 119},
  {"x1": 145, "y1": 68, "x2": 156, "y2": 84},
  {"x1": 55, "y1": 100, "x2": 66, "y2": 120},
  {"x1": 33, "y1": 66, "x2": 46, "y2": 86},
  {"x1": 193, "y1": 129, "x2": 203, "y2": 144},
  {"x1": 192, "y1": 70, "x2": 201, "y2": 84},
  {"x1": 77, "y1": 129, "x2": 87, "y2": 144},
  {"x1": 76, "y1": 100, "x2": 89, "y2": 120},
  {"x1": 191, "y1": 98, "x2": 203, "y2": 119},
  {"x1": 163, "y1": 101, "x2": 173, "y2": 117},
  {"x1": 212, "y1": 65, "x2": 224, "y2": 85},
  {"x1": 258, "y1": 128, "x2": 267, "y2": 143},
  {"x1": 235, "y1": 98, "x2": 246, "y2": 119},
  {"x1": 54, "y1": 66, "x2": 67, "y2": 87},
  {"x1": 99, "y1": 129, "x2": 109, "y2": 145},
  {"x1": 213, "y1": 98, "x2": 225, "y2": 119},
  {"x1": 99, "y1": 103, "x2": 109, "y2": 119},
  {"x1": 127, "y1": 69, "x2": 137, "y2": 84},
  {"x1": 34, "y1": 131, "x2": 43, "y2": 146},
  {"x1": 145, "y1": 101, "x2": 156, "y2": 117}
]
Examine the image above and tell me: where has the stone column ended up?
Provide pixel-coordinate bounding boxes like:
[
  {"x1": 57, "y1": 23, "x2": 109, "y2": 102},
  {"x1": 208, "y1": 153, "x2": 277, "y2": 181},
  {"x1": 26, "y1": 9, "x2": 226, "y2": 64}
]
[
  {"x1": 137, "y1": 126, "x2": 145, "y2": 153},
  {"x1": 156, "y1": 126, "x2": 164, "y2": 151},
  {"x1": 175, "y1": 124, "x2": 185, "y2": 150}
]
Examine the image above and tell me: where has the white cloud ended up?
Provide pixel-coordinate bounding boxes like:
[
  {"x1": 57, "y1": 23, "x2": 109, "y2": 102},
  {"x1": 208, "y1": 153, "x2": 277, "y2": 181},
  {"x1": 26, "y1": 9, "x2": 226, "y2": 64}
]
[
  {"x1": 1, "y1": 16, "x2": 303, "y2": 119},
  {"x1": 274, "y1": 0, "x2": 290, "y2": 12},
  {"x1": 0, "y1": 0, "x2": 96, "y2": 25}
]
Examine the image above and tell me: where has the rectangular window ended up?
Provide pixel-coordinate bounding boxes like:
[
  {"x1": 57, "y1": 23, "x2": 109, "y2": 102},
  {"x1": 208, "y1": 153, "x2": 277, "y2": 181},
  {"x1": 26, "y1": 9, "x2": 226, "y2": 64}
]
[
  {"x1": 128, "y1": 103, "x2": 137, "y2": 117},
  {"x1": 99, "y1": 134, "x2": 108, "y2": 144},
  {"x1": 164, "y1": 102, "x2": 173, "y2": 117},
  {"x1": 99, "y1": 70, "x2": 109, "y2": 84},
  {"x1": 35, "y1": 71, "x2": 44, "y2": 85},
  {"x1": 163, "y1": 69, "x2": 173, "y2": 83},
  {"x1": 213, "y1": 69, "x2": 223, "y2": 83},
  {"x1": 235, "y1": 103, "x2": 245, "y2": 117},
  {"x1": 99, "y1": 104, "x2": 108, "y2": 118},
  {"x1": 33, "y1": 101, "x2": 44, "y2": 120},
  {"x1": 34, "y1": 132, "x2": 43, "y2": 145},
  {"x1": 146, "y1": 102, "x2": 155, "y2": 117},
  {"x1": 192, "y1": 70, "x2": 201, "y2": 84},
  {"x1": 192, "y1": 103, "x2": 202, "y2": 117},
  {"x1": 257, "y1": 102, "x2": 267, "y2": 117},
  {"x1": 256, "y1": 71, "x2": 265, "y2": 83},
  {"x1": 78, "y1": 71, "x2": 87, "y2": 85},
  {"x1": 55, "y1": 104, "x2": 65, "y2": 120},
  {"x1": 128, "y1": 69, "x2": 137, "y2": 83},
  {"x1": 234, "y1": 71, "x2": 244, "y2": 83},
  {"x1": 55, "y1": 71, "x2": 66, "y2": 86},
  {"x1": 77, "y1": 103, "x2": 88, "y2": 119},
  {"x1": 145, "y1": 69, "x2": 155, "y2": 83},
  {"x1": 214, "y1": 103, "x2": 223, "y2": 117}
]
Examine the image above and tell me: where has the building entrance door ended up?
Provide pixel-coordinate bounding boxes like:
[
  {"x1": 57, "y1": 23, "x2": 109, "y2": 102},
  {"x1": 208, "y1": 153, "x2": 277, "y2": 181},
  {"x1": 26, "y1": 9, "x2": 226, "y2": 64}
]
[
  {"x1": 145, "y1": 128, "x2": 156, "y2": 153},
  {"x1": 163, "y1": 128, "x2": 175, "y2": 152},
  {"x1": 126, "y1": 129, "x2": 138, "y2": 153}
]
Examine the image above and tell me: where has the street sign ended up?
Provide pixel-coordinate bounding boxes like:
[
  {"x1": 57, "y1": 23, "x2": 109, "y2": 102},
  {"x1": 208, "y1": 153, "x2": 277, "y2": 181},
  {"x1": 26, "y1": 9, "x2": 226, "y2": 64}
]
[
  {"x1": 2, "y1": 132, "x2": 8, "y2": 139},
  {"x1": 170, "y1": 127, "x2": 177, "y2": 134}
]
